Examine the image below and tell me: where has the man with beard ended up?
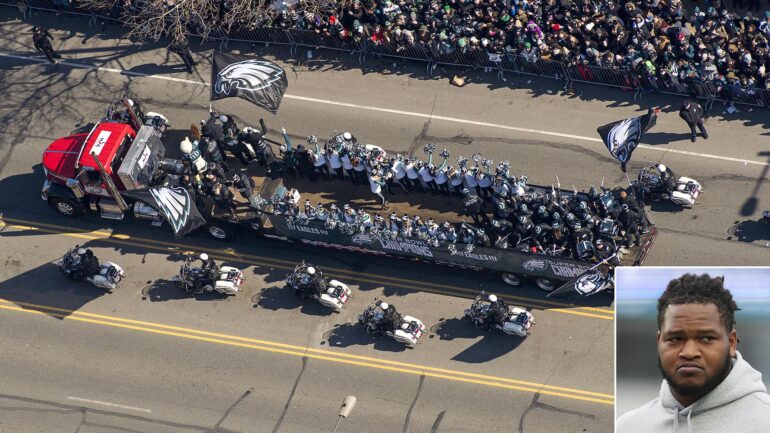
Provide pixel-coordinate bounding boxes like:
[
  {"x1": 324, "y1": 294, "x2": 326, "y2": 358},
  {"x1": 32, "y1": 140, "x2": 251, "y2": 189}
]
[{"x1": 616, "y1": 274, "x2": 770, "y2": 432}]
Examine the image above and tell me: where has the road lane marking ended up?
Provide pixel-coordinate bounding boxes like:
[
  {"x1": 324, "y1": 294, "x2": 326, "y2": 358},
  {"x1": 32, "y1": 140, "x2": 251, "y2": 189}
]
[
  {"x1": 0, "y1": 298, "x2": 615, "y2": 399},
  {"x1": 0, "y1": 217, "x2": 614, "y2": 320},
  {"x1": 67, "y1": 396, "x2": 152, "y2": 413},
  {"x1": 1, "y1": 52, "x2": 766, "y2": 168},
  {"x1": 0, "y1": 300, "x2": 613, "y2": 405}
]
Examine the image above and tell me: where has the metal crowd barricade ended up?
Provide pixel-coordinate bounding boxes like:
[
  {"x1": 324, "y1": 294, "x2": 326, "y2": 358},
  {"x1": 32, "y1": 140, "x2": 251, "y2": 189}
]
[{"x1": 228, "y1": 27, "x2": 293, "y2": 46}]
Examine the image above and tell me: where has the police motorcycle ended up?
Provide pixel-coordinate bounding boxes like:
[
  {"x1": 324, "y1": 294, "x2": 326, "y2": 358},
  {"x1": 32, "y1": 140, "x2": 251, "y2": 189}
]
[
  {"x1": 464, "y1": 292, "x2": 534, "y2": 337},
  {"x1": 358, "y1": 299, "x2": 426, "y2": 346},
  {"x1": 172, "y1": 253, "x2": 243, "y2": 295},
  {"x1": 632, "y1": 164, "x2": 702, "y2": 207},
  {"x1": 59, "y1": 246, "x2": 125, "y2": 290},
  {"x1": 285, "y1": 261, "x2": 352, "y2": 312}
]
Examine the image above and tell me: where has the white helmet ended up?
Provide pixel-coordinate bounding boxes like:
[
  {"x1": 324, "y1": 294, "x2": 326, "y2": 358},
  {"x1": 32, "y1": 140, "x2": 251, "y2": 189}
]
[
  {"x1": 126, "y1": 99, "x2": 134, "y2": 107},
  {"x1": 77, "y1": 248, "x2": 86, "y2": 255},
  {"x1": 380, "y1": 302, "x2": 389, "y2": 310},
  {"x1": 343, "y1": 132, "x2": 352, "y2": 140},
  {"x1": 488, "y1": 294, "x2": 498, "y2": 303},
  {"x1": 219, "y1": 115, "x2": 228, "y2": 123},
  {"x1": 657, "y1": 164, "x2": 667, "y2": 173},
  {"x1": 307, "y1": 266, "x2": 316, "y2": 275},
  {"x1": 180, "y1": 137, "x2": 193, "y2": 154},
  {"x1": 199, "y1": 253, "x2": 209, "y2": 261}
]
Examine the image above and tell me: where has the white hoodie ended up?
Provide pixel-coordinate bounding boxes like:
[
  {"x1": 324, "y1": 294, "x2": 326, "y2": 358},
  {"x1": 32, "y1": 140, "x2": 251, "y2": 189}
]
[{"x1": 617, "y1": 352, "x2": 770, "y2": 433}]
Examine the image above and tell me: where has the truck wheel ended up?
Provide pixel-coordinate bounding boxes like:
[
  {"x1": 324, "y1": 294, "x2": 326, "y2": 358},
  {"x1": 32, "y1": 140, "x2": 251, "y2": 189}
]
[
  {"x1": 206, "y1": 223, "x2": 234, "y2": 241},
  {"x1": 500, "y1": 273, "x2": 524, "y2": 287},
  {"x1": 49, "y1": 197, "x2": 83, "y2": 217},
  {"x1": 535, "y1": 278, "x2": 557, "y2": 292}
]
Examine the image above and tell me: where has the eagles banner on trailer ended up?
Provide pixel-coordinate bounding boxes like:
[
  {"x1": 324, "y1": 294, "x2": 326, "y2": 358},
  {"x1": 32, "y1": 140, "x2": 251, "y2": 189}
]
[
  {"x1": 211, "y1": 51, "x2": 288, "y2": 114},
  {"x1": 123, "y1": 186, "x2": 206, "y2": 238},
  {"x1": 597, "y1": 108, "x2": 657, "y2": 170}
]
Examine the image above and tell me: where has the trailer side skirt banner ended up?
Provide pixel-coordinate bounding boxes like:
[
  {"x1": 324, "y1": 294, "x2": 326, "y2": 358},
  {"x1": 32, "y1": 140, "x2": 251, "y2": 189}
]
[{"x1": 267, "y1": 215, "x2": 594, "y2": 281}]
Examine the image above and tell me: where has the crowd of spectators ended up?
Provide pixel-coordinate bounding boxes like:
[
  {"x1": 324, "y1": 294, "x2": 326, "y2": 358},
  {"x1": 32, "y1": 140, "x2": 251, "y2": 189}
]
[
  {"x1": 31, "y1": 0, "x2": 770, "y2": 92},
  {"x1": 258, "y1": 0, "x2": 770, "y2": 91}
]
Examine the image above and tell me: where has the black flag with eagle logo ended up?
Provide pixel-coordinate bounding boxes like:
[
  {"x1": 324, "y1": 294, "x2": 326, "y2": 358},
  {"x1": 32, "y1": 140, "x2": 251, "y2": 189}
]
[
  {"x1": 123, "y1": 186, "x2": 206, "y2": 238},
  {"x1": 211, "y1": 51, "x2": 288, "y2": 114},
  {"x1": 597, "y1": 107, "x2": 657, "y2": 171}
]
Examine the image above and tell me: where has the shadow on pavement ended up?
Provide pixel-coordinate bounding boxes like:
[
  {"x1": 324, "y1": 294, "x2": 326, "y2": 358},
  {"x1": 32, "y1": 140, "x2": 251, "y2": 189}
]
[
  {"x1": 432, "y1": 317, "x2": 525, "y2": 363},
  {"x1": 324, "y1": 322, "x2": 410, "y2": 352},
  {"x1": 140, "y1": 278, "x2": 233, "y2": 302},
  {"x1": 642, "y1": 131, "x2": 693, "y2": 145},
  {"x1": 726, "y1": 218, "x2": 770, "y2": 244},
  {"x1": 254, "y1": 284, "x2": 336, "y2": 316}
]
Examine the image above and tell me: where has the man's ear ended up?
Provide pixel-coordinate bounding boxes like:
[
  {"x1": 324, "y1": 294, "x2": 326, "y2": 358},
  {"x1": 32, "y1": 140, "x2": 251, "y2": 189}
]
[
  {"x1": 728, "y1": 329, "x2": 737, "y2": 358},
  {"x1": 657, "y1": 330, "x2": 661, "y2": 344}
]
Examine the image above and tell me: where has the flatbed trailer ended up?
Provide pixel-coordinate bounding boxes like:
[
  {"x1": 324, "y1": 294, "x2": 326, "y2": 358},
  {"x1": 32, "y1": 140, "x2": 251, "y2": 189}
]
[{"x1": 204, "y1": 163, "x2": 656, "y2": 294}]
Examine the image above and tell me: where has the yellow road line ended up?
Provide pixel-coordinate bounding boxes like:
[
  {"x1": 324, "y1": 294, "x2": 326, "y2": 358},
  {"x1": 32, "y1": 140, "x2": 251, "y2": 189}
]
[
  {"x1": 0, "y1": 299, "x2": 613, "y2": 405},
  {"x1": 0, "y1": 217, "x2": 614, "y2": 320}
]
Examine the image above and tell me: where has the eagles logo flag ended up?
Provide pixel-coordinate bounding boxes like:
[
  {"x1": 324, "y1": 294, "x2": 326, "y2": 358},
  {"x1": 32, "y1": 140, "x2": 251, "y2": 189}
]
[
  {"x1": 123, "y1": 186, "x2": 206, "y2": 238},
  {"x1": 597, "y1": 108, "x2": 657, "y2": 170},
  {"x1": 211, "y1": 51, "x2": 288, "y2": 114}
]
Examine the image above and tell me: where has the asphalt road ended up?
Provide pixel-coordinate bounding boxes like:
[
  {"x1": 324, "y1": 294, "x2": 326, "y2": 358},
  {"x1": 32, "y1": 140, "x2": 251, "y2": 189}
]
[{"x1": 0, "y1": 8, "x2": 767, "y2": 433}]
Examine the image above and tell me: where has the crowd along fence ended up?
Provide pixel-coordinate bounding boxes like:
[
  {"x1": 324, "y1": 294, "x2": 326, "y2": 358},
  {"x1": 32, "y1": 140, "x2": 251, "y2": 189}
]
[{"x1": 5, "y1": 0, "x2": 769, "y2": 109}]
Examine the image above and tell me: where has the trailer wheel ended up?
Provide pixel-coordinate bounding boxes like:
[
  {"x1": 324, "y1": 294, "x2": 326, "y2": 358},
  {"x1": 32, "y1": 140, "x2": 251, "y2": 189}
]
[
  {"x1": 535, "y1": 278, "x2": 557, "y2": 292},
  {"x1": 500, "y1": 273, "x2": 524, "y2": 287},
  {"x1": 206, "y1": 223, "x2": 234, "y2": 241},
  {"x1": 49, "y1": 197, "x2": 83, "y2": 217}
]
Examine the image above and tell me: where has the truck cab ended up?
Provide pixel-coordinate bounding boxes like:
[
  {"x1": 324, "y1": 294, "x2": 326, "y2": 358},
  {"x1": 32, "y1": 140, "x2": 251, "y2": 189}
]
[{"x1": 41, "y1": 98, "x2": 167, "y2": 222}]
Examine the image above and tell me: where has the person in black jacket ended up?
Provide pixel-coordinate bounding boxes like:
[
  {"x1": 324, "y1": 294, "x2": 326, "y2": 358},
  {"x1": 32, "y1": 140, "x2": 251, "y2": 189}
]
[
  {"x1": 229, "y1": 173, "x2": 254, "y2": 200},
  {"x1": 619, "y1": 204, "x2": 641, "y2": 247},
  {"x1": 462, "y1": 189, "x2": 491, "y2": 226},
  {"x1": 679, "y1": 100, "x2": 708, "y2": 142},
  {"x1": 201, "y1": 115, "x2": 225, "y2": 148},
  {"x1": 169, "y1": 35, "x2": 195, "y2": 73},
  {"x1": 33, "y1": 27, "x2": 61, "y2": 64}
]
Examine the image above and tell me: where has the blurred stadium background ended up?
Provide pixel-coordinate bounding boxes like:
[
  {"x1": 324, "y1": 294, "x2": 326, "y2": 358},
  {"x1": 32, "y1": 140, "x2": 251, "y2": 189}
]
[{"x1": 616, "y1": 267, "x2": 770, "y2": 418}]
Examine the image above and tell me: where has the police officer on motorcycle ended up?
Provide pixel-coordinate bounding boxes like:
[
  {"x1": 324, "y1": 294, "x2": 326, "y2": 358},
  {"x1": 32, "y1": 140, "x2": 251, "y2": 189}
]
[
  {"x1": 657, "y1": 164, "x2": 677, "y2": 193},
  {"x1": 76, "y1": 247, "x2": 100, "y2": 279},
  {"x1": 484, "y1": 294, "x2": 509, "y2": 328},
  {"x1": 199, "y1": 253, "x2": 219, "y2": 282},
  {"x1": 378, "y1": 301, "x2": 401, "y2": 332}
]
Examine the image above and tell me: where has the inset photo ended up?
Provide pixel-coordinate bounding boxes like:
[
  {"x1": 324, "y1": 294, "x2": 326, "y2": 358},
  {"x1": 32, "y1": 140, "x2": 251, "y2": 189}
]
[{"x1": 615, "y1": 267, "x2": 770, "y2": 432}]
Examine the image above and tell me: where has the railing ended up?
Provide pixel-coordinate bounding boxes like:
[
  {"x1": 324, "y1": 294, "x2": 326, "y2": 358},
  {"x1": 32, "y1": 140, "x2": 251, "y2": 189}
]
[{"x1": 5, "y1": 0, "x2": 769, "y2": 109}]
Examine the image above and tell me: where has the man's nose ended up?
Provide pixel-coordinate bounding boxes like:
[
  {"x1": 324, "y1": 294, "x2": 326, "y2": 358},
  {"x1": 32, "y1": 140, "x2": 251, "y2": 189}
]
[{"x1": 679, "y1": 339, "x2": 702, "y2": 359}]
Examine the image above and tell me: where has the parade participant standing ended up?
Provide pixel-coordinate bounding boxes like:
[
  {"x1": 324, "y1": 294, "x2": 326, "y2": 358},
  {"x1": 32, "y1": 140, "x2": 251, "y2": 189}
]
[
  {"x1": 433, "y1": 152, "x2": 450, "y2": 196},
  {"x1": 368, "y1": 169, "x2": 389, "y2": 210},
  {"x1": 309, "y1": 136, "x2": 332, "y2": 181},
  {"x1": 351, "y1": 153, "x2": 368, "y2": 185},
  {"x1": 405, "y1": 157, "x2": 424, "y2": 193},
  {"x1": 679, "y1": 100, "x2": 708, "y2": 142},
  {"x1": 198, "y1": 136, "x2": 228, "y2": 172},
  {"x1": 463, "y1": 165, "x2": 479, "y2": 193},
  {"x1": 448, "y1": 166, "x2": 464, "y2": 197},
  {"x1": 389, "y1": 156, "x2": 410, "y2": 195},
  {"x1": 168, "y1": 34, "x2": 196, "y2": 73},
  {"x1": 339, "y1": 145, "x2": 356, "y2": 185},
  {"x1": 462, "y1": 189, "x2": 491, "y2": 226},
  {"x1": 32, "y1": 27, "x2": 61, "y2": 64},
  {"x1": 327, "y1": 144, "x2": 344, "y2": 181}
]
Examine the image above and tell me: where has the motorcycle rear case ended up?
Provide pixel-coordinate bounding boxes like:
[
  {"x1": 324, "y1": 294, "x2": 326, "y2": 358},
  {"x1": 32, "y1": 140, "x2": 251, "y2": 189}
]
[{"x1": 319, "y1": 293, "x2": 344, "y2": 310}]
